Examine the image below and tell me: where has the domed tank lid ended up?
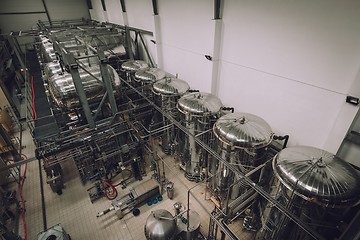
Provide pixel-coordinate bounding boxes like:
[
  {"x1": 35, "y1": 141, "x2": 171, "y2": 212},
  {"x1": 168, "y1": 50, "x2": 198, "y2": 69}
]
[
  {"x1": 121, "y1": 60, "x2": 148, "y2": 72},
  {"x1": 177, "y1": 92, "x2": 223, "y2": 116},
  {"x1": 213, "y1": 112, "x2": 273, "y2": 149},
  {"x1": 145, "y1": 209, "x2": 176, "y2": 240},
  {"x1": 135, "y1": 68, "x2": 166, "y2": 82},
  {"x1": 273, "y1": 145, "x2": 360, "y2": 208},
  {"x1": 153, "y1": 78, "x2": 190, "y2": 96}
]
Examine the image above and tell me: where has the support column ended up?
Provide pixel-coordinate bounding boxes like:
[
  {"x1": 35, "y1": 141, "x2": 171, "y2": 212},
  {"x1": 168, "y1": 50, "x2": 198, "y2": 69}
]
[
  {"x1": 98, "y1": 50, "x2": 117, "y2": 115},
  {"x1": 210, "y1": 19, "x2": 223, "y2": 96},
  {"x1": 65, "y1": 52, "x2": 95, "y2": 129},
  {"x1": 153, "y1": 15, "x2": 163, "y2": 68}
]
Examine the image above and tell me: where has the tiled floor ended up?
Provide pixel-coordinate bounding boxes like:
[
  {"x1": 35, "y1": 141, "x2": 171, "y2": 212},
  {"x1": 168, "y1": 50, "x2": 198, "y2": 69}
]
[{"x1": 17, "y1": 129, "x2": 253, "y2": 240}]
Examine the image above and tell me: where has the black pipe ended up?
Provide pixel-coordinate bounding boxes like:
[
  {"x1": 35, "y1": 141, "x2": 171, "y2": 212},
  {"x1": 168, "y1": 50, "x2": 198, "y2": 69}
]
[
  {"x1": 221, "y1": 107, "x2": 234, "y2": 113},
  {"x1": 187, "y1": 89, "x2": 200, "y2": 93},
  {"x1": 152, "y1": 0, "x2": 158, "y2": 15},
  {"x1": 120, "y1": 0, "x2": 126, "y2": 12},
  {"x1": 38, "y1": 158, "x2": 47, "y2": 230},
  {"x1": 214, "y1": 0, "x2": 222, "y2": 19},
  {"x1": 273, "y1": 135, "x2": 289, "y2": 148},
  {"x1": 101, "y1": 0, "x2": 107, "y2": 11}
]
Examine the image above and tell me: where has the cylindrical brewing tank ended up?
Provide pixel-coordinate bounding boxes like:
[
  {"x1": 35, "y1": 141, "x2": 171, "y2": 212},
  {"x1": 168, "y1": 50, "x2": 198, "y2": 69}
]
[
  {"x1": 44, "y1": 61, "x2": 62, "y2": 80},
  {"x1": 135, "y1": 68, "x2": 167, "y2": 96},
  {"x1": 153, "y1": 78, "x2": 190, "y2": 154},
  {"x1": 261, "y1": 146, "x2": 360, "y2": 240},
  {"x1": 121, "y1": 60, "x2": 149, "y2": 83},
  {"x1": 135, "y1": 68, "x2": 167, "y2": 83},
  {"x1": 176, "y1": 210, "x2": 201, "y2": 240},
  {"x1": 48, "y1": 64, "x2": 120, "y2": 109},
  {"x1": 211, "y1": 112, "x2": 273, "y2": 198},
  {"x1": 177, "y1": 92, "x2": 223, "y2": 181},
  {"x1": 40, "y1": 39, "x2": 57, "y2": 63},
  {"x1": 273, "y1": 145, "x2": 360, "y2": 207},
  {"x1": 144, "y1": 209, "x2": 177, "y2": 240}
]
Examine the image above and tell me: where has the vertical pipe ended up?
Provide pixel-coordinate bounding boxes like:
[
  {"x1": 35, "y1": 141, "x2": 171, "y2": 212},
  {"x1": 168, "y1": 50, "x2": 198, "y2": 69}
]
[
  {"x1": 125, "y1": 26, "x2": 133, "y2": 60},
  {"x1": 38, "y1": 158, "x2": 47, "y2": 230},
  {"x1": 187, "y1": 189, "x2": 190, "y2": 231}
]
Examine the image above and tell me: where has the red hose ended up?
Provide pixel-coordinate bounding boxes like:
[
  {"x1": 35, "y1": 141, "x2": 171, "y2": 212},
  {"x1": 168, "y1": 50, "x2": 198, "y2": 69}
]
[
  {"x1": 19, "y1": 154, "x2": 28, "y2": 240},
  {"x1": 102, "y1": 180, "x2": 118, "y2": 200}
]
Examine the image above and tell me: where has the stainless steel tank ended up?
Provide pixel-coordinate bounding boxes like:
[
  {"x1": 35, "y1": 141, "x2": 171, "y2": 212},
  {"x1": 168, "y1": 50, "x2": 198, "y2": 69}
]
[
  {"x1": 135, "y1": 68, "x2": 166, "y2": 83},
  {"x1": 144, "y1": 209, "x2": 177, "y2": 240},
  {"x1": 48, "y1": 64, "x2": 120, "y2": 109},
  {"x1": 259, "y1": 146, "x2": 360, "y2": 240},
  {"x1": 177, "y1": 92, "x2": 223, "y2": 181},
  {"x1": 40, "y1": 39, "x2": 57, "y2": 63},
  {"x1": 273, "y1": 145, "x2": 360, "y2": 208},
  {"x1": 153, "y1": 78, "x2": 190, "y2": 154},
  {"x1": 121, "y1": 60, "x2": 149, "y2": 83},
  {"x1": 44, "y1": 61, "x2": 62, "y2": 80},
  {"x1": 176, "y1": 210, "x2": 201, "y2": 240},
  {"x1": 211, "y1": 112, "x2": 273, "y2": 198}
]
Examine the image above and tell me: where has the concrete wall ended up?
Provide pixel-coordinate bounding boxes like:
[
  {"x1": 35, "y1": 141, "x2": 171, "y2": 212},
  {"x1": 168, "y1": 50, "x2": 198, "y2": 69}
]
[
  {"x1": 70, "y1": 1, "x2": 360, "y2": 160},
  {"x1": 0, "y1": 0, "x2": 90, "y2": 34}
]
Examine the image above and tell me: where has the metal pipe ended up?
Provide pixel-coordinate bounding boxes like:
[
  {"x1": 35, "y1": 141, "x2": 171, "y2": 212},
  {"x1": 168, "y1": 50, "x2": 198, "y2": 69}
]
[
  {"x1": 93, "y1": 91, "x2": 108, "y2": 121},
  {"x1": 38, "y1": 158, "x2": 47, "y2": 230}
]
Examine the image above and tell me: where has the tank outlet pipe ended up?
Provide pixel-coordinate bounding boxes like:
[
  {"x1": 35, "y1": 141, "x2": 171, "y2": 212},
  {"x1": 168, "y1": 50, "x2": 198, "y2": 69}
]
[
  {"x1": 187, "y1": 89, "x2": 200, "y2": 93},
  {"x1": 272, "y1": 135, "x2": 289, "y2": 148},
  {"x1": 221, "y1": 107, "x2": 234, "y2": 113}
]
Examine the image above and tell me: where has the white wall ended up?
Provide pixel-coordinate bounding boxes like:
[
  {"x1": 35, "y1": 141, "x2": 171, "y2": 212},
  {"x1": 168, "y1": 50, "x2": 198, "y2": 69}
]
[
  {"x1": 90, "y1": 0, "x2": 360, "y2": 155},
  {"x1": 157, "y1": 0, "x2": 215, "y2": 92},
  {"x1": 219, "y1": 0, "x2": 360, "y2": 153},
  {"x1": 45, "y1": 0, "x2": 90, "y2": 21},
  {"x1": 105, "y1": 0, "x2": 124, "y2": 25},
  {"x1": 90, "y1": 0, "x2": 107, "y2": 22}
]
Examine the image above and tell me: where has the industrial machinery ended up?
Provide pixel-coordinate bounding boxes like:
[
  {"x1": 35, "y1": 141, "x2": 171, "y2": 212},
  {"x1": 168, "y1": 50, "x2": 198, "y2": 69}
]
[
  {"x1": 47, "y1": 64, "x2": 120, "y2": 110},
  {"x1": 37, "y1": 224, "x2": 70, "y2": 240},
  {"x1": 152, "y1": 77, "x2": 190, "y2": 154},
  {"x1": 121, "y1": 60, "x2": 149, "y2": 84},
  {"x1": 29, "y1": 20, "x2": 156, "y2": 195},
  {"x1": 177, "y1": 92, "x2": 223, "y2": 181},
  {"x1": 5, "y1": 18, "x2": 354, "y2": 240},
  {"x1": 258, "y1": 146, "x2": 360, "y2": 240},
  {"x1": 210, "y1": 112, "x2": 273, "y2": 198},
  {"x1": 177, "y1": 209, "x2": 201, "y2": 240},
  {"x1": 144, "y1": 205, "x2": 202, "y2": 240},
  {"x1": 97, "y1": 178, "x2": 160, "y2": 219},
  {"x1": 144, "y1": 209, "x2": 177, "y2": 240}
]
